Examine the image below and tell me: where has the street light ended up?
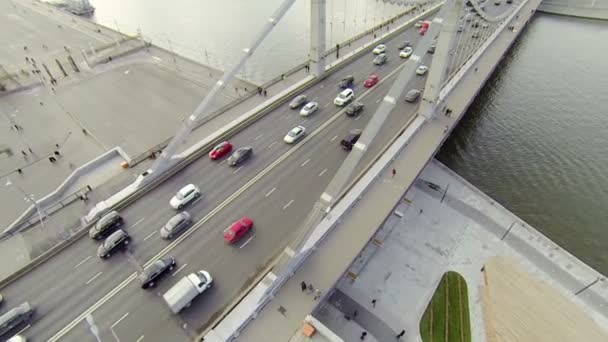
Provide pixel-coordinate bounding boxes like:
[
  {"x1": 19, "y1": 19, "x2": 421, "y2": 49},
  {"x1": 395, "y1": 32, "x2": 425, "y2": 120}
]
[{"x1": 5, "y1": 177, "x2": 45, "y2": 229}]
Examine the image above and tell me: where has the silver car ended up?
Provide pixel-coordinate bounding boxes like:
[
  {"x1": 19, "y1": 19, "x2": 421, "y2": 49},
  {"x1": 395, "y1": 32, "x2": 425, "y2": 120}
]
[
  {"x1": 289, "y1": 95, "x2": 307, "y2": 109},
  {"x1": 405, "y1": 89, "x2": 422, "y2": 103},
  {"x1": 161, "y1": 212, "x2": 192, "y2": 239},
  {"x1": 373, "y1": 53, "x2": 387, "y2": 65}
]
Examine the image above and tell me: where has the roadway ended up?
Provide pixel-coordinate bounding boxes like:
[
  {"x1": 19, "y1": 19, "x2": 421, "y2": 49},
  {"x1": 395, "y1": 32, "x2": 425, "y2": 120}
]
[{"x1": 0, "y1": 2, "x2": 518, "y2": 341}]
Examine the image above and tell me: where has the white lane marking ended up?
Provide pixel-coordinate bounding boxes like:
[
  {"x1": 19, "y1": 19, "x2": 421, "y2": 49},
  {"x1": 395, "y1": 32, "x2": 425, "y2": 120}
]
[
  {"x1": 111, "y1": 312, "x2": 130, "y2": 328},
  {"x1": 323, "y1": 103, "x2": 331, "y2": 108},
  {"x1": 143, "y1": 231, "x2": 157, "y2": 241},
  {"x1": 239, "y1": 236, "x2": 254, "y2": 249},
  {"x1": 265, "y1": 187, "x2": 276, "y2": 198},
  {"x1": 267, "y1": 141, "x2": 277, "y2": 149},
  {"x1": 282, "y1": 200, "x2": 294, "y2": 210},
  {"x1": 233, "y1": 166, "x2": 243, "y2": 174},
  {"x1": 300, "y1": 158, "x2": 310, "y2": 167},
  {"x1": 254, "y1": 133, "x2": 264, "y2": 140},
  {"x1": 319, "y1": 168, "x2": 328, "y2": 177},
  {"x1": 48, "y1": 48, "x2": 412, "y2": 342},
  {"x1": 375, "y1": 98, "x2": 382, "y2": 103},
  {"x1": 223, "y1": 225, "x2": 232, "y2": 233},
  {"x1": 152, "y1": 56, "x2": 162, "y2": 62},
  {"x1": 172, "y1": 263, "x2": 188, "y2": 276},
  {"x1": 85, "y1": 272, "x2": 103, "y2": 285},
  {"x1": 355, "y1": 115, "x2": 362, "y2": 121},
  {"x1": 411, "y1": 55, "x2": 420, "y2": 61},
  {"x1": 330, "y1": 135, "x2": 338, "y2": 142},
  {"x1": 136, "y1": 336, "x2": 145, "y2": 342},
  {"x1": 131, "y1": 218, "x2": 144, "y2": 228},
  {"x1": 15, "y1": 324, "x2": 31, "y2": 336},
  {"x1": 74, "y1": 255, "x2": 92, "y2": 269},
  {"x1": 300, "y1": 119, "x2": 308, "y2": 125},
  {"x1": 219, "y1": 159, "x2": 227, "y2": 165},
  {"x1": 124, "y1": 69, "x2": 130, "y2": 75}
]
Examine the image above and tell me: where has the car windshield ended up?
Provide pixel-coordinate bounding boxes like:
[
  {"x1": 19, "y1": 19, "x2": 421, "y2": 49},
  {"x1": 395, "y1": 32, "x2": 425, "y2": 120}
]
[
  {"x1": 289, "y1": 129, "x2": 300, "y2": 137},
  {"x1": 339, "y1": 93, "x2": 348, "y2": 99},
  {"x1": 304, "y1": 103, "x2": 314, "y2": 110},
  {"x1": 175, "y1": 192, "x2": 185, "y2": 200}
]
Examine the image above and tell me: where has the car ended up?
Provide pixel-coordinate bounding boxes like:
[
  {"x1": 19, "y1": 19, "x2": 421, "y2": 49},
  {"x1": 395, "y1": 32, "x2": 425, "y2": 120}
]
[
  {"x1": 224, "y1": 217, "x2": 254, "y2": 244},
  {"x1": 399, "y1": 46, "x2": 413, "y2": 58},
  {"x1": 170, "y1": 184, "x2": 201, "y2": 210},
  {"x1": 338, "y1": 75, "x2": 354, "y2": 88},
  {"x1": 300, "y1": 101, "x2": 318, "y2": 116},
  {"x1": 341, "y1": 129, "x2": 362, "y2": 151},
  {"x1": 416, "y1": 65, "x2": 429, "y2": 76},
  {"x1": 373, "y1": 53, "x2": 387, "y2": 65},
  {"x1": 7, "y1": 336, "x2": 27, "y2": 342},
  {"x1": 161, "y1": 212, "x2": 192, "y2": 239},
  {"x1": 209, "y1": 141, "x2": 233, "y2": 160},
  {"x1": 415, "y1": 20, "x2": 423, "y2": 28},
  {"x1": 284, "y1": 126, "x2": 306, "y2": 144},
  {"x1": 138, "y1": 257, "x2": 176, "y2": 289},
  {"x1": 97, "y1": 229, "x2": 130, "y2": 259},
  {"x1": 228, "y1": 147, "x2": 253, "y2": 166},
  {"x1": 396, "y1": 40, "x2": 411, "y2": 50},
  {"x1": 364, "y1": 75, "x2": 379, "y2": 88},
  {"x1": 372, "y1": 44, "x2": 386, "y2": 55},
  {"x1": 89, "y1": 210, "x2": 123, "y2": 239},
  {"x1": 405, "y1": 89, "x2": 422, "y2": 103},
  {"x1": 419, "y1": 21, "x2": 430, "y2": 35},
  {"x1": 0, "y1": 303, "x2": 33, "y2": 338},
  {"x1": 289, "y1": 94, "x2": 307, "y2": 109},
  {"x1": 334, "y1": 88, "x2": 354, "y2": 106},
  {"x1": 428, "y1": 44, "x2": 436, "y2": 54},
  {"x1": 0, "y1": 293, "x2": 3, "y2": 306},
  {"x1": 345, "y1": 102, "x2": 364, "y2": 117}
]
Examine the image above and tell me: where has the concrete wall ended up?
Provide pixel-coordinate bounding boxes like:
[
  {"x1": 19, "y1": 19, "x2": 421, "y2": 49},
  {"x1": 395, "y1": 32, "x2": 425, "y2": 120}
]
[{"x1": 538, "y1": 0, "x2": 608, "y2": 20}]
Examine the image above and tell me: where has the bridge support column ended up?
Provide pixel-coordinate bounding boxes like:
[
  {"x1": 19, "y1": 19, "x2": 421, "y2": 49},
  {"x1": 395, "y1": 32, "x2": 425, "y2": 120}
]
[{"x1": 310, "y1": 0, "x2": 327, "y2": 77}]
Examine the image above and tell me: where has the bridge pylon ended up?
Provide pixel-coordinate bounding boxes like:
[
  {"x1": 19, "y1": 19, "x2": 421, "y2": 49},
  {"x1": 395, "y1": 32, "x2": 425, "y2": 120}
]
[{"x1": 310, "y1": 0, "x2": 327, "y2": 77}]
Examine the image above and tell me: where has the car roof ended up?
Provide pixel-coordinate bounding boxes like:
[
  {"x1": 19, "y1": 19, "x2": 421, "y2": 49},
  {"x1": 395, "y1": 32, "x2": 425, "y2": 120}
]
[
  {"x1": 179, "y1": 184, "x2": 195, "y2": 194},
  {"x1": 105, "y1": 229, "x2": 127, "y2": 243},
  {"x1": 341, "y1": 88, "x2": 353, "y2": 95},
  {"x1": 292, "y1": 126, "x2": 303, "y2": 133}
]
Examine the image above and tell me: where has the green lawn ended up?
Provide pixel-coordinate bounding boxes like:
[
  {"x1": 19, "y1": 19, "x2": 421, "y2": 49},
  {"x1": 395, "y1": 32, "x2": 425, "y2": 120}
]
[{"x1": 420, "y1": 271, "x2": 471, "y2": 342}]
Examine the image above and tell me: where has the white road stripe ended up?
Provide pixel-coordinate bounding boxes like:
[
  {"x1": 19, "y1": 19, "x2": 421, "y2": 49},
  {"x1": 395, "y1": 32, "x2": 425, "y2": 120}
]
[
  {"x1": 191, "y1": 196, "x2": 203, "y2": 205},
  {"x1": 136, "y1": 336, "x2": 145, "y2": 342},
  {"x1": 330, "y1": 135, "x2": 338, "y2": 142},
  {"x1": 111, "y1": 312, "x2": 130, "y2": 328},
  {"x1": 376, "y1": 98, "x2": 382, "y2": 103},
  {"x1": 254, "y1": 134, "x2": 264, "y2": 140},
  {"x1": 239, "y1": 236, "x2": 254, "y2": 249},
  {"x1": 85, "y1": 272, "x2": 103, "y2": 285},
  {"x1": 74, "y1": 256, "x2": 92, "y2": 269},
  {"x1": 219, "y1": 159, "x2": 227, "y2": 165},
  {"x1": 172, "y1": 263, "x2": 188, "y2": 276},
  {"x1": 15, "y1": 324, "x2": 31, "y2": 336},
  {"x1": 355, "y1": 115, "x2": 362, "y2": 121},
  {"x1": 282, "y1": 200, "x2": 294, "y2": 210},
  {"x1": 300, "y1": 158, "x2": 310, "y2": 167},
  {"x1": 143, "y1": 231, "x2": 157, "y2": 241},
  {"x1": 267, "y1": 141, "x2": 277, "y2": 149},
  {"x1": 233, "y1": 166, "x2": 243, "y2": 174},
  {"x1": 319, "y1": 168, "x2": 327, "y2": 177},
  {"x1": 323, "y1": 103, "x2": 330, "y2": 108},
  {"x1": 152, "y1": 56, "x2": 162, "y2": 62},
  {"x1": 132, "y1": 218, "x2": 144, "y2": 228},
  {"x1": 124, "y1": 69, "x2": 130, "y2": 75},
  {"x1": 265, "y1": 187, "x2": 276, "y2": 198}
]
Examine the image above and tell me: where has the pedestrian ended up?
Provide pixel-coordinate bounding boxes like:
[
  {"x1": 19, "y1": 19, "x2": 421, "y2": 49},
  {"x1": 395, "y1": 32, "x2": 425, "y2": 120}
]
[
  {"x1": 54, "y1": 150, "x2": 61, "y2": 157},
  {"x1": 419, "y1": 209, "x2": 423, "y2": 214},
  {"x1": 301, "y1": 281, "x2": 307, "y2": 292},
  {"x1": 307, "y1": 283, "x2": 314, "y2": 293},
  {"x1": 263, "y1": 89, "x2": 267, "y2": 97},
  {"x1": 17, "y1": 168, "x2": 23, "y2": 174},
  {"x1": 257, "y1": 87, "x2": 262, "y2": 95},
  {"x1": 55, "y1": 143, "x2": 60, "y2": 149},
  {"x1": 397, "y1": 329, "x2": 405, "y2": 338},
  {"x1": 314, "y1": 289, "x2": 322, "y2": 300},
  {"x1": 392, "y1": 168, "x2": 396, "y2": 177},
  {"x1": 360, "y1": 331, "x2": 367, "y2": 340},
  {"x1": 28, "y1": 147, "x2": 33, "y2": 154},
  {"x1": 481, "y1": 265, "x2": 485, "y2": 272},
  {"x1": 353, "y1": 310, "x2": 358, "y2": 318},
  {"x1": 49, "y1": 156, "x2": 56, "y2": 163},
  {"x1": 21, "y1": 150, "x2": 27, "y2": 157},
  {"x1": 371, "y1": 299, "x2": 377, "y2": 307}
]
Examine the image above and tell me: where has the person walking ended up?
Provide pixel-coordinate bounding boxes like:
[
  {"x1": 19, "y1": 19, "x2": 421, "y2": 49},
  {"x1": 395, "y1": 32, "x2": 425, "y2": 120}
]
[
  {"x1": 397, "y1": 329, "x2": 405, "y2": 339},
  {"x1": 360, "y1": 331, "x2": 367, "y2": 340},
  {"x1": 371, "y1": 299, "x2": 377, "y2": 307},
  {"x1": 301, "y1": 281, "x2": 307, "y2": 292},
  {"x1": 392, "y1": 168, "x2": 397, "y2": 177},
  {"x1": 314, "y1": 288, "x2": 322, "y2": 300}
]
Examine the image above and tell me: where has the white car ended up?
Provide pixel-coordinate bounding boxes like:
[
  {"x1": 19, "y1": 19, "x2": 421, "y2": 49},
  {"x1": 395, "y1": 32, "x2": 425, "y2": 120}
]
[
  {"x1": 284, "y1": 126, "x2": 306, "y2": 144},
  {"x1": 7, "y1": 336, "x2": 27, "y2": 342},
  {"x1": 399, "y1": 46, "x2": 413, "y2": 58},
  {"x1": 416, "y1": 65, "x2": 429, "y2": 76},
  {"x1": 415, "y1": 20, "x2": 423, "y2": 28},
  {"x1": 372, "y1": 44, "x2": 386, "y2": 55},
  {"x1": 334, "y1": 88, "x2": 354, "y2": 106},
  {"x1": 170, "y1": 184, "x2": 201, "y2": 210},
  {"x1": 300, "y1": 101, "x2": 318, "y2": 116}
]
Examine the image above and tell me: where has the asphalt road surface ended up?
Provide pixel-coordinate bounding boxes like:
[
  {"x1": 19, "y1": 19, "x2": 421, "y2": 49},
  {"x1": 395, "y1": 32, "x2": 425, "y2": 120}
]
[{"x1": 0, "y1": 2, "x2": 517, "y2": 341}]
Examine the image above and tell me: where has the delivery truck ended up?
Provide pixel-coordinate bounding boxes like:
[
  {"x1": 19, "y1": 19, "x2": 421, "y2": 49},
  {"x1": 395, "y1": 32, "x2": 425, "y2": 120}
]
[{"x1": 163, "y1": 270, "x2": 213, "y2": 314}]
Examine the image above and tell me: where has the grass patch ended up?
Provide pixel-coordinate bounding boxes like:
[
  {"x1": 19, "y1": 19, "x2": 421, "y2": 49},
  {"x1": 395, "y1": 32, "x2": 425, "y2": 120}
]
[{"x1": 420, "y1": 271, "x2": 471, "y2": 342}]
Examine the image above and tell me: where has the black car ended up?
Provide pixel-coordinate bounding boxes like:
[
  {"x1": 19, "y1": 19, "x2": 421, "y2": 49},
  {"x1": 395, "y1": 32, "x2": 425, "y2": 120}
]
[
  {"x1": 228, "y1": 147, "x2": 253, "y2": 166},
  {"x1": 341, "y1": 129, "x2": 362, "y2": 151},
  {"x1": 345, "y1": 102, "x2": 364, "y2": 117},
  {"x1": 338, "y1": 75, "x2": 354, "y2": 89},
  {"x1": 89, "y1": 210, "x2": 123, "y2": 239},
  {"x1": 97, "y1": 229, "x2": 130, "y2": 259},
  {"x1": 138, "y1": 257, "x2": 176, "y2": 289},
  {"x1": 427, "y1": 44, "x2": 436, "y2": 54},
  {"x1": 396, "y1": 41, "x2": 411, "y2": 50}
]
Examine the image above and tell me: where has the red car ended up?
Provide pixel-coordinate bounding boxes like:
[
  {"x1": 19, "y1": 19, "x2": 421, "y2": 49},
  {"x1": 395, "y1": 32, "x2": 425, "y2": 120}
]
[
  {"x1": 364, "y1": 75, "x2": 379, "y2": 88},
  {"x1": 209, "y1": 141, "x2": 233, "y2": 160},
  {"x1": 223, "y1": 217, "x2": 253, "y2": 244},
  {"x1": 420, "y1": 21, "x2": 430, "y2": 35}
]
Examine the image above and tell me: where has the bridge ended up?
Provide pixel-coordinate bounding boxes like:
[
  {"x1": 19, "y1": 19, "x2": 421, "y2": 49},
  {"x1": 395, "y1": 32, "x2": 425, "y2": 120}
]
[{"x1": 0, "y1": 0, "x2": 578, "y2": 341}]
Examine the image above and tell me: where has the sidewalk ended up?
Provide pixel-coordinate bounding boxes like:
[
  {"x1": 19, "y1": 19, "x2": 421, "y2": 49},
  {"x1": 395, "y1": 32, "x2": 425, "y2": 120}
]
[{"x1": 233, "y1": 1, "x2": 544, "y2": 340}]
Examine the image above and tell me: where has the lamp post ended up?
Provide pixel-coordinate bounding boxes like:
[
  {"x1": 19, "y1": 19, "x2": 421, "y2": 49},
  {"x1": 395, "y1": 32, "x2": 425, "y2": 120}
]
[{"x1": 5, "y1": 178, "x2": 45, "y2": 229}]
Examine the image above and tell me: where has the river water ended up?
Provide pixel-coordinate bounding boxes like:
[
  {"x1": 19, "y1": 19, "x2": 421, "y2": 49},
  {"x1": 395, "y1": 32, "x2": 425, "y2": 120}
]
[{"x1": 87, "y1": 1, "x2": 608, "y2": 274}]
